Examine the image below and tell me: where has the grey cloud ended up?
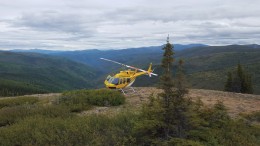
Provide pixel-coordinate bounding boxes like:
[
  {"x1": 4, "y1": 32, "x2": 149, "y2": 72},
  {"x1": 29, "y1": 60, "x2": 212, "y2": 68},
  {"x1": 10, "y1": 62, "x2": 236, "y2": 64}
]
[
  {"x1": 12, "y1": 11, "x2": 97, "y2": 37},
  {"x1": 0, "y1": 0, "x2": 260, "y2": 50},
  {"x1": 104, "y1": 2, "x2": 260, "y2": 24}
]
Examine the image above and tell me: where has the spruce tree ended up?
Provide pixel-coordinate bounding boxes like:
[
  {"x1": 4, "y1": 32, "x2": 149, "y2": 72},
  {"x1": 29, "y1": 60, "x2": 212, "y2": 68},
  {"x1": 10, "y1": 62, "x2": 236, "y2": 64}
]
[
  {"x1": 237, "y1": 63, "x2": 245, "y2": 93},
  {"x1": 159, "y1": 36, "x2": 190, "y2": 139},
  {"x1": 160, "y1": 35, "x2": 174, "y2": 108},
  {"x1": 176, "y1": 59, "x2": 189, "y2": 96},
  {"x1": 235, "y1": 63, "x2": 254, "y2": 93},
  {"x1": 244, "y1": 73, "x2": 253, "y2": 94},
  {"x1": 225, "y1": 64, "x2": 253, "y2": 94},
  {"x1": 224, "y1": 72, "x2": 233, "y2": 92},
  {"x1": 173, "y1": 59, "x2": 191, "y2": 138},
  {"x1": 159, "y1": 35, "x2": 175, "y2": 139},
  {"x1": 134, "y1": 36, "x2": 200, "y2": 144}
]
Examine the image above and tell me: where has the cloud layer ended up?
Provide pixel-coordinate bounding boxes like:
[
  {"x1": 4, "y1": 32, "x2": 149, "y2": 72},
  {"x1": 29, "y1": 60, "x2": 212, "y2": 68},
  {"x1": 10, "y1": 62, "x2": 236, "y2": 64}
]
[{"x1": 0, "y1": 0, "x2": 259, "y2": 50}]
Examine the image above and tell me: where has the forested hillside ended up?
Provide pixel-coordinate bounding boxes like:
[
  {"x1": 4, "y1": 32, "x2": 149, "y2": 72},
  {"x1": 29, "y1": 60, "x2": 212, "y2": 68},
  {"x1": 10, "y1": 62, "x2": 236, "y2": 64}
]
[
  {"x1": 3, "y1": 44, "x2": 260, "y2": 95},
  {"x1": 0, "y1": 51, "x2": 97, "y2": 96},
  {"x1": 48, "y1": 44, "x2": 260, "y2": 94}
]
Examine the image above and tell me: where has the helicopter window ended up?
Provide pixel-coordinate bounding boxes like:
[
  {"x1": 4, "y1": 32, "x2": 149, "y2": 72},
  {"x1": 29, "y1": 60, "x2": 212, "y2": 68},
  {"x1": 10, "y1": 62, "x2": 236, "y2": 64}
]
[
  {"x1": 124, "y1": 78, "x2": 126, "y2": 84},
  {"x1": 111, "y1": 78, "x2": 119, "y2": 85},
  {"x1": 127, "y1": 78, "x2": 131, "y2": 83},
  {"x1": 106, "y1": 75, "x2": 111, "y2": 81},
  {"x1": 108, "y1": 77, "x2": 114, "y2": 83}
]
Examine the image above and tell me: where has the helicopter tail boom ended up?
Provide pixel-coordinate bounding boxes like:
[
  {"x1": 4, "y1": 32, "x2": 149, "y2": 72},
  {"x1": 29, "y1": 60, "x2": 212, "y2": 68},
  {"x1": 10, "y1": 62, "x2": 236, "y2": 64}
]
[{"x1": 100, "y1": 58, "x2": 158, "y2": 77}]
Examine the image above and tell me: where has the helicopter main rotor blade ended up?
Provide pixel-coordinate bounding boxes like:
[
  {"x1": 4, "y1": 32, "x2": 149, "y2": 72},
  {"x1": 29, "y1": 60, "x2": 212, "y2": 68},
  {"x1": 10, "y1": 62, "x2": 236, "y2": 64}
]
[
  {"x1": 100, "y1": 58, "x2": 128, "y2": 68},
  {"x1": 100, "y1": 58, "x2": 158, "y2": 76}
]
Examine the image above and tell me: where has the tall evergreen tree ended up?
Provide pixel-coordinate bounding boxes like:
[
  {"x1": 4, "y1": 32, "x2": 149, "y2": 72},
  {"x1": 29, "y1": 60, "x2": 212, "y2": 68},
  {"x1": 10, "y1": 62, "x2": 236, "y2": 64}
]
[
  {"x1": 176, "y1": 59, "x2": 189, "y2": 96},
  {"x1": 224, "y1": 72, "x2": 233, "y2": 92},
  {"x1": 237, "y1": 63, "x2": 246, "y2": 93},
  {"x1": 160, "y1": 35, "x2": 175, "y2": 108},
  {"x1": 172, "y1": 59, "x2": 192, "y2": 138},
  {"x1": 159, "y1": 36, "x2": 191, "y2": 139},
  {"x1": 225, "y1": 64, "x2": 253, "y2": 94},
  {"x1": 244, "y1": 73, "x2": 253, "y2": 94},
  {"x1": 134, "y1": 37, "x2": 204, "y2": 145},
  {"x1": 159, "y1": 35, "x2": 175, "y2": 139}
]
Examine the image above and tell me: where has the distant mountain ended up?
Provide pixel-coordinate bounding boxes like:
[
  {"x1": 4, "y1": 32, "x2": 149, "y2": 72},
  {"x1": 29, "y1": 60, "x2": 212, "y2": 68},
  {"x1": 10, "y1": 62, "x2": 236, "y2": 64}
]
[
  {"x1": 174, "y1": 44, "x2": 208, "y2": 51},
  {"x1": 11, "y1": 49, "x2": 63, "y2": 54},
  {"x1": 134, "y1": 45, "x2": 260, "y2": 94},
  {"x1": 0, "y1": 51, "x2": 97, "y2": 96},
  {"x1": 3, "y1": 44, "x2": 260, "y2": 95},
  {"x1": 23, "y1": 44, "x2": 260, "y2": 94},
  {"x1": 10, "y1": 44, "x2": 207, "y2": 54},
  {"x1": 45, "y1": 44, "x2": 206, "y2": 72}
]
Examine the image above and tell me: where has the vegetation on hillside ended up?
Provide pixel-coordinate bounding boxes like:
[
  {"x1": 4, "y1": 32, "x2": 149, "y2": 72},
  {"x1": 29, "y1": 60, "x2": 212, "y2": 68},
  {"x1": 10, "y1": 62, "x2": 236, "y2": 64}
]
[
  {"x1": 0, "y1": 51, "x2": 97, "y2": 97},
  {"x1": 58, "y1": 89, "x2": 125, "y2": 112},
  {"x1": 117, "y1": 45, "x2": 259, "y2": 94},
  {"x1": 225, "y1": 64, "x2": 253, "y2": 94},
  {"x1": 0, "y1": 89, "x2": 259, "y2": 145},
  {"x1": 1, "y1": 44, "x2": 260, "y2": 96}
]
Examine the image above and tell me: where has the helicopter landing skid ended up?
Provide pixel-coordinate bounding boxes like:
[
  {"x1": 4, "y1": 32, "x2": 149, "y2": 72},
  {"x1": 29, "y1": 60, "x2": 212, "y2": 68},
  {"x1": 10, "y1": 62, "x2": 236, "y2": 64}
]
[{"x1": 118, "y1": 87, "x2": 137, "y2": 95}]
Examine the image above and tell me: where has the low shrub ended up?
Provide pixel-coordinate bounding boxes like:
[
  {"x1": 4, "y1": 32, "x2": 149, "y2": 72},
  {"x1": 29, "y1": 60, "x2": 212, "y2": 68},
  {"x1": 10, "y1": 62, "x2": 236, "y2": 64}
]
[
  {"x1": 242, "y1": 111, "x2": 260, "y2": 122},
  {"x1": 59, "y1": 89, "x2": 125, "y2": 108},
  {"x1": 0, "y1": 96, "x2": 39, "y2": 109},
  {"x1": 0, "y1": 105, "x2": 72, "y2": 127},
  {"x1": 0, "y1": 112, "x2": 137, "y2": 146}
]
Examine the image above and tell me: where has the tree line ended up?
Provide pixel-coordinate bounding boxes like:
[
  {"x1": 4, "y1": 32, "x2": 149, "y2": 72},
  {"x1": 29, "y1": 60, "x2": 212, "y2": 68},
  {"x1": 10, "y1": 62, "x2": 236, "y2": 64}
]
[{"x1": 225, "y1": 63, "x2": 253, "y2": 94}]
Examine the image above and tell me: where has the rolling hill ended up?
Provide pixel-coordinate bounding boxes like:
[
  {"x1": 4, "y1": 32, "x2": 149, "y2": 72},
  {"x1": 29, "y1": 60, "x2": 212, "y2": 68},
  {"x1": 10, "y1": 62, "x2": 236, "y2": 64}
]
[
  {"x1": 46, "y1": 44, "x2": 260, "y2": 94},
  {"x1": 134, "y1": 45, "x2": 260, "y2": 94},
  {"x1": 4, "y1": 44, "x2": 260, "y2": 95},
  {"x1": 0, "y1": 51, "x2": 98, "y2": 96}
]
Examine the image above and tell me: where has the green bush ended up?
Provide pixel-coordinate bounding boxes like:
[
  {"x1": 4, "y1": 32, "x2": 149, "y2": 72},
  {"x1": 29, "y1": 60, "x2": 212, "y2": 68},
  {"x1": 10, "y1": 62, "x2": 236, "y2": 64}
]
[
  {"x1": 60, "y1": 89, "x2": 125, "y2": 107},
  {"x1": 0, "y1": 105, "x2": 72, "y2": 127},
  {"x1": 164, "y1": 138, "x2": 204, "y2": 146},
  {"x1": 187, "y1": 101, "x2": 260, "y2": 146},
  {"x1": 242, "y1": 111, "x2": 260, "y2": 123},
  {"x1": 0, "y1": 96, "x2": 39, "y2": 109},
  {"x1": 0, "y1": 112, "x2": 137, "y2": 146}
]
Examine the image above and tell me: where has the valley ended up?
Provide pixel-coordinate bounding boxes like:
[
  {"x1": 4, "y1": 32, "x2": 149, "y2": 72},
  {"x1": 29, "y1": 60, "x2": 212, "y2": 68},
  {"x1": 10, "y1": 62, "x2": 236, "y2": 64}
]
[{"x1": 1, "y1": 44, "x2": 260, "y2": 97}]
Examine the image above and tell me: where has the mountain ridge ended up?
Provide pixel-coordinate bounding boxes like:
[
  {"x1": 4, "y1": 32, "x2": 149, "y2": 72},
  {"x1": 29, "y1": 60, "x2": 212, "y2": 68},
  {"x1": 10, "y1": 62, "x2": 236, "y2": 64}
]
[
  {"x1": 9, "y1": 43, "x2": 208, "y2": 53},
  {"x1": 1, "y1": 44, "x2": 260, "y2": 95},
  {"x1": 0, "y1": 51, "x2": 98, "y2": 96}
]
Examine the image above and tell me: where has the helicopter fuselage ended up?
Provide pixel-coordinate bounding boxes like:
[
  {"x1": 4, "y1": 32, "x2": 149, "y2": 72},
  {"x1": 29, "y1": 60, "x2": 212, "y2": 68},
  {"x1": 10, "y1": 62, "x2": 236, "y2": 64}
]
[
  {"x1": 100, "y1": 58, "x2": 157, "y2": 89},
  {"x1": 104, "y1": 70, "x2": 142, "y2": 89}
]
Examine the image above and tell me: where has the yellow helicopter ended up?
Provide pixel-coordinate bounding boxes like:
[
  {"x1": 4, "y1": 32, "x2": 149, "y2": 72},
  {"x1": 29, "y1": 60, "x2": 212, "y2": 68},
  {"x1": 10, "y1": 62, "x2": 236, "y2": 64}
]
[{"x1": 100, "y1": 58, "x2": 158, "y2": 91}]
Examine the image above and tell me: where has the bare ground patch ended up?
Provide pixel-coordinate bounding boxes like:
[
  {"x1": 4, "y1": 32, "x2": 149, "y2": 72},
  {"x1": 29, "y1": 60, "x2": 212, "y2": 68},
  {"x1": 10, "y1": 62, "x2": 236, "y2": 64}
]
[
  {"x1": 80, "y1": 87, "x2": 260, "y2": 117},
  {"x1": 2, "y1": 88, "x2": 259, "y2": 117}
]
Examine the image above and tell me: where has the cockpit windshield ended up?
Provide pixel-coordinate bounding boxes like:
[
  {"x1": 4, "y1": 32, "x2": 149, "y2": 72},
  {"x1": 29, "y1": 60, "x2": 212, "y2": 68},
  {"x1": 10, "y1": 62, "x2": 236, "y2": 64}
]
[
  {"x1": 106, "y1": 75, "x2": 111, "y2": 81},
  {"x1": 111, "y1": 78, "x2": 119, "y2": 85},
  {"x1": 106, "y1": 76, "x2": 119, "y2": 85}
]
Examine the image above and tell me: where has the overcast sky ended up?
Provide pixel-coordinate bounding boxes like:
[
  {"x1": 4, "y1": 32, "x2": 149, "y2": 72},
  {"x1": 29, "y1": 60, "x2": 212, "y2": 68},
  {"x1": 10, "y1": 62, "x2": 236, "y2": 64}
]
[{"x1": 0, "y1": 0, "x2": 259, "y2": 50}]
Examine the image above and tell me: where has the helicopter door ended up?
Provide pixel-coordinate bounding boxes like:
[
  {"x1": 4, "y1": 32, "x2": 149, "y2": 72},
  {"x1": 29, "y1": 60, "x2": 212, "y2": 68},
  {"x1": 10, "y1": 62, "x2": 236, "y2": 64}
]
[
  {"x1": 120, "y1": 78, "x2": 126, "y2": 84},
  {"x1": 122, "y1": 78, "x2": 125, "y2": 84}
]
